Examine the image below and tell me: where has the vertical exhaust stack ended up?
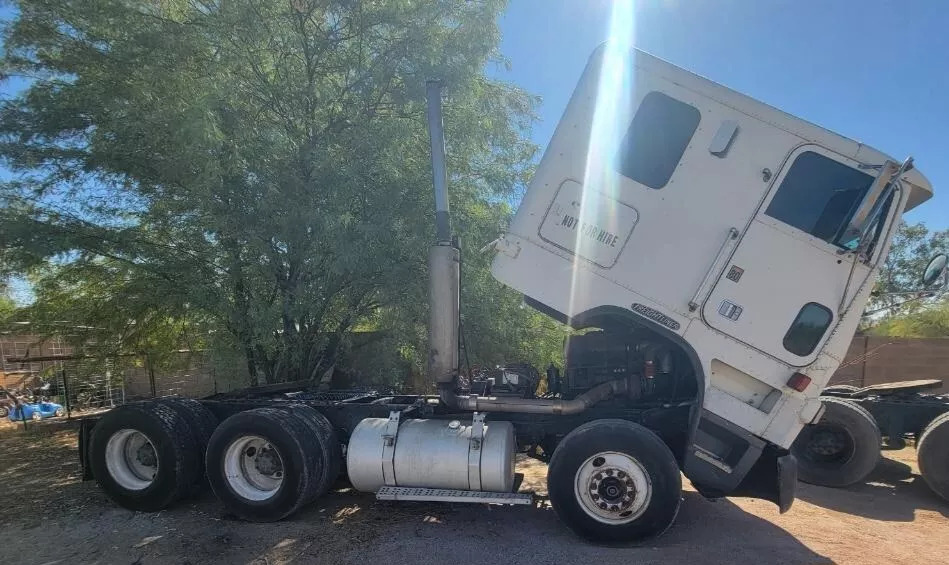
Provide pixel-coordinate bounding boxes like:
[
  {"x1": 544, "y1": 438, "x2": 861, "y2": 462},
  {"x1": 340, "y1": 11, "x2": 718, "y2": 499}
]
[
  {"x1": 425, "y1": 81, "x2": 461, "y2": 390},
  {"x1": 424, "y1": 80, "x2": 627, "y2": 414}
]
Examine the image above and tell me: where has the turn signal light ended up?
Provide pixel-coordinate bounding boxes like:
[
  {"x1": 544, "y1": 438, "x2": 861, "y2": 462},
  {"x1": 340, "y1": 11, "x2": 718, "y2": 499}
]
[{"x1": 787, "y1": 372, "x2": 812, "y2": 392}]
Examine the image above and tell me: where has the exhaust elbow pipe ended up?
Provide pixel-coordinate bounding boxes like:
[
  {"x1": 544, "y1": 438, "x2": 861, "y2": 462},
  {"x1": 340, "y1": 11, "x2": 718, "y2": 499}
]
[{"x1": 439, "y1": 378, "x2": 628, "y2": 416}]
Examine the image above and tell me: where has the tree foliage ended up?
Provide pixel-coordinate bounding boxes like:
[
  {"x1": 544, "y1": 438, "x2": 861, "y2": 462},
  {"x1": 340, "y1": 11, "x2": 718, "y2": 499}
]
[
  {"x1": 865, "y1": 221, "x2": 949, "y2": 337},
  {"x1": 870, "y1": 221, "x2": 949, "y2": 313},
  {"x1": 0, "y1": 280, "x2": 13, "y2": 321},
  {"x1": 869, "y1": 299, "x2": 949, "y2": 338},
  {"x1": 0, "y1": 0, "x2": 565, "y2": 386}
]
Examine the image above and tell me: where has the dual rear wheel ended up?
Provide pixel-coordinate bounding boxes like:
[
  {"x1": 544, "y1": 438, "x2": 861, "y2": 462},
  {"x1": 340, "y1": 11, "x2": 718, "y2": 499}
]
[
  {"x1": 89, "y1": 401, "x2": 340, "y2": 521},
  {"x1": 793, "y1": 396, "x2": 949, "y2": 504},
  {"x1": 92, "y1": 404, "x2": 683, "y2": 541},
  {"x1": 206, "y1": 406, "x2": 340, "y2": 521}
]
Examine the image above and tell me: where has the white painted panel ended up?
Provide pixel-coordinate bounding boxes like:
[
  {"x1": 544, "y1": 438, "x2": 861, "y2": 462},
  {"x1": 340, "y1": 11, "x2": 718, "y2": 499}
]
[
  {"x1": 709, "y1": 359, "x2": 778, "y2": 411},
  {"x1": 538, "y1": 180, "x2": 639, "y2": 269}
]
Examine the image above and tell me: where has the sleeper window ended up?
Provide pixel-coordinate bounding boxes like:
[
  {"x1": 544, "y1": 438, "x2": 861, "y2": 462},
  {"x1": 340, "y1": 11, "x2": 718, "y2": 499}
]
[{"x1": 616, "y1": 91, "x2": 700, "y2": 189}]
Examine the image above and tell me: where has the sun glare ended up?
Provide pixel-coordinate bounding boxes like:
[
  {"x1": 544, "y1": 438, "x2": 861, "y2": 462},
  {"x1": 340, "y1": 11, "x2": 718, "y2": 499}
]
[{"x1": 568, "y1": 1, "x2": 637, "y2": 322}]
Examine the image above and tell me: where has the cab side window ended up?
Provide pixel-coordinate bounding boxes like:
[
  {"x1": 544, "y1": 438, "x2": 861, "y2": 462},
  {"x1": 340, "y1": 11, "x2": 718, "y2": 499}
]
[
  {"x1": 783, "y1": 302, "x2": 833, "y2": 356},
  {"x1": 765, "y1": 151, "x2": 874, "y2": 248}
]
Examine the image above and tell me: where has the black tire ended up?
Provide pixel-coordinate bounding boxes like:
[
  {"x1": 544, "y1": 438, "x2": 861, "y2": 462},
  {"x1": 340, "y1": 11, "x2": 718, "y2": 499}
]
[
  {"x1": 156, "y1": 397, "x2": 218, "y2": 484},
  {"x1": 283, "y1": 404, "x2": 342, "y2": 502},
  {"x1": 917, "y1": 412, "x2": 949, "y2": 502},
  {"x1": 547, "y1": 419, "x2": 682, "y2": 544},
  {"x1": 792, "y1": 397, "x2": 880, "y2": 487},
  {"x1": 0, "y1": 406, "x2": 8, "y2": 418},
  {"x1": 206, "y1": 408, "x2": 324, "y2": 522},
  {"x1": 89, "y1": 402, "x2": 201, "y2": 512}
]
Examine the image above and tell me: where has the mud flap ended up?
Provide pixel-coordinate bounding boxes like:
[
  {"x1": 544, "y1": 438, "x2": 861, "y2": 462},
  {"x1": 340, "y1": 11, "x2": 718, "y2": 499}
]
[
  {"x1": 729, "y1": 448, "x2": 797, "y2": 513},
  {"x1": 684, "y1": 410, "x2": 796, "y2": 512},
  {"x1": 78, "y1": 417, "x2": 98, "y2": 481}
]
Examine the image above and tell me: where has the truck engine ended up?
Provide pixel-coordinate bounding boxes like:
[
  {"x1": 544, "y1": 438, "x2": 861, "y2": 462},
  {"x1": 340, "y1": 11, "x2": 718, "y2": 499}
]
[{"x1": 559, "y1": 330, "x2": 696, "y2": 404}]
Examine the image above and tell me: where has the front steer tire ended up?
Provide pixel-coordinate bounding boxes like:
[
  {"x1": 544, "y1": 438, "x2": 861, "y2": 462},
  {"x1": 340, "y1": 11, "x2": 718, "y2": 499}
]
[
  {"x1": 89, "y1": 402, "x2": 201, "y2": 512},
  {"x1": 547, "y1": 419, "x2": 682, "y2": 544},
  {"x1": 206, "y1": 408, "x2": 335, "y2": 522},
  {"x1": 792, "y1": 397, "x2": 881, "y2": 487}
]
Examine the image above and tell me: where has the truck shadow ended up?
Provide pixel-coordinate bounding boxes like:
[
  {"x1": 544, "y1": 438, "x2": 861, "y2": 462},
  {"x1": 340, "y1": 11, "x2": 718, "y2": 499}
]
[
  {"x1": 312, "y1": 489, "x2": 831, "y2": 565},
  {"x1": 795, "y1": 456, "x2": 949, "y2": 521}
]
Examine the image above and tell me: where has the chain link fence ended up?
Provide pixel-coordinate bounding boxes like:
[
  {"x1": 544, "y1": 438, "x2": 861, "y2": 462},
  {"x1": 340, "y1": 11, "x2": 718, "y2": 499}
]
[{"x1": 1, "y1": 335, "x2": 217, "y2": 422}]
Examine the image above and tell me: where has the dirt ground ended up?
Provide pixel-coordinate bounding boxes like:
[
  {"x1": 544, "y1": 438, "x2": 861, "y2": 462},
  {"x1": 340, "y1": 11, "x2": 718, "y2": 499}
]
[{"x1": 1, "y1": 418, "x2": 948, "y2": 565}]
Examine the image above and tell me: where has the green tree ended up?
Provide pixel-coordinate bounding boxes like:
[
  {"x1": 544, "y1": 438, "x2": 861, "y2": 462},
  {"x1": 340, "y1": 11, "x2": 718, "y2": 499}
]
[
  {"x1": 869, "y1": 299, "x2": 949, "y2": 337},
  {"x1": 0, "y1": 0, "x2": 564, "y2": 386},
  {"x1": 0, "y1": 280, "x2": 14, "y2": 321},
  {"x1": 868, "y1": 221, "x2": 949, "y2": 315}
]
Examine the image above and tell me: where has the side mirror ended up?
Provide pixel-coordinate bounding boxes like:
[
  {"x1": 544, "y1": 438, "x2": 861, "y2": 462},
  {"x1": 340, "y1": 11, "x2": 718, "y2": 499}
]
[{"x1": 922, "y1": 253, "x2": 948, "y2": 288}]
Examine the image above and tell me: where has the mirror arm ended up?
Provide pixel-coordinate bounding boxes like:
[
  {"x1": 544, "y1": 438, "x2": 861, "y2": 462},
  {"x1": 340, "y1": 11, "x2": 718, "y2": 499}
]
[
  {"x1": 853, "y1": 157, "x2": 913, "y2": 262},
  {"x1": 863, "y1": 295, "x2": 930, "y2": 317},
  {"x1": 865, "y1": 270, "x2": 948, "y2": 317}
]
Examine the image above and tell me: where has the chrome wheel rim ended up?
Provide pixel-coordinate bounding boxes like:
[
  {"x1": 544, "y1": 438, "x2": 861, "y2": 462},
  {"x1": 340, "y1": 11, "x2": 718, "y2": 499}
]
[
  {"x1": 223, "y1": 435, "x2": 284, "y2": 501},
  {"x1": 574, "y1": 451, "x2": 651, "y2": 524},
  {"x1": 105, "y1": 429, "x2": 159, "y2": 490}
]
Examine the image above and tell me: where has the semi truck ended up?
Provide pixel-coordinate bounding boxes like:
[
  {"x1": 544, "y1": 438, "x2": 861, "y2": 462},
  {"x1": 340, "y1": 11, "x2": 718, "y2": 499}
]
[
  {"x1": 794, "y1": 376, "x2": 949, "y2": 501},
  {"x1": 78, "y1": 44, "x2": 946, "y2": 543}
]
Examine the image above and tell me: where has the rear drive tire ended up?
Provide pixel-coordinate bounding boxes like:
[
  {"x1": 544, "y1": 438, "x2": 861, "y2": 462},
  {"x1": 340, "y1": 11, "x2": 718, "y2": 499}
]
[
  {"x1": 90, "y1": 402, "x2": 201, "y2": 511},
  {"x1": 156, "y1": 398, "x2": 218, "y2": 485},
  {"x1": 547, "y1": 419, "x2": 681, "y2": 544},
  {"x1": 917, "y1": 412, "x2": 949, "y2": 502},
  {"x1": 206, "y1": 408, "x2": 326, "y2": 522},
  {"x1": 792, "y1": 397, "x2": 880, "y2": 487},
  {"x1": 283, "y1": 404, "x2": 342, "y2": 502}
]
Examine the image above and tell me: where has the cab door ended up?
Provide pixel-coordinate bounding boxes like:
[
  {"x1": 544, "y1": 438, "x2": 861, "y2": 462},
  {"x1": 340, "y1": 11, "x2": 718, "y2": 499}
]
[{"x1": 701, "y1": 145, "x2": 881, "y2": 366}]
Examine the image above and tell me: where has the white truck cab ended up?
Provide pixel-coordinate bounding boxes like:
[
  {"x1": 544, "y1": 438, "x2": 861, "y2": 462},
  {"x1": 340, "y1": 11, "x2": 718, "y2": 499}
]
[
  {"x1": 83, "y1": 45, "x2": 941, "y2": 547},
  {"x1": 492, "y1": 44, "x2": 932, "y2": 501}
]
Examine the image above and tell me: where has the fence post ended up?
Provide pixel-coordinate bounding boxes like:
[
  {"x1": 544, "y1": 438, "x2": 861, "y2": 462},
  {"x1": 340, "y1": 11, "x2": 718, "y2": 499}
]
[
  {"x1": 859, "y1": 335, "x2": 869, "y2": 388},
  {"x1": 146, "y1": 354, "x2": 157, "y2": 398},
  {"x1": 61, "y1": 367, "x2": 71, "y2": 418}
]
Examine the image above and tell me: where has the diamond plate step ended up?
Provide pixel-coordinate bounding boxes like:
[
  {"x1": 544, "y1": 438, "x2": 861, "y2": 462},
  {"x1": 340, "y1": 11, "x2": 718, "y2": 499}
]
[{"x1": 375, "y1": 486, "x2": 533, "y2": 505}]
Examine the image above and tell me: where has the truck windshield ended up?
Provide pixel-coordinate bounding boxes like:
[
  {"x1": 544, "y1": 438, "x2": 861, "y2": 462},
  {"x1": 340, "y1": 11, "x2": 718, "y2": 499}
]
[{"x1": 765, "y1": 151, "x2": 874, "y2": 250}]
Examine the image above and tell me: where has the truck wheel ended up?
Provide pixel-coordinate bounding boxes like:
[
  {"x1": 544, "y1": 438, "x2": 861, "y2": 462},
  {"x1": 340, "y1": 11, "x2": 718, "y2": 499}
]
[
  {"x1": 547, "y1": 419, "x2": 681, "y2": 544},
  {"x1": 206, "y1": 408, "x2": 330, "y2": 522},
  {"x1": 917, "y1": 412, "x2": 949, "y2": 502},
  {"x1": 792, "y1": 397, "x2": 880, "y2": 487},
  {"x1": 89, "y1": 402, "x2": 200, "y2": 511},
  {"x1": 156, "y1": 398, "x2": 218, "y2": 485},
  {"x1": 283, "y1": 404, "x2": 342, "y2": 502}
]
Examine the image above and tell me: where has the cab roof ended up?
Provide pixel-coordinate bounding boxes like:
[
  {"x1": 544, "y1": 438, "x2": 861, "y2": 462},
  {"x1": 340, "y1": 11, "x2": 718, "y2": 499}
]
[{"x1": 616, "y1": 46, "x2": 934, "y2": 211}]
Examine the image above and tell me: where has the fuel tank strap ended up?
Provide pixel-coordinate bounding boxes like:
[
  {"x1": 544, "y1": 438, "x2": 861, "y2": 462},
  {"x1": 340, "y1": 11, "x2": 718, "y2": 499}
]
[
  {"x1": 381, "y1": 411, "x2": 401, "y2": 486},
  {"x1": 467, "y1": 412, "x2": 485, "y2": 490}
]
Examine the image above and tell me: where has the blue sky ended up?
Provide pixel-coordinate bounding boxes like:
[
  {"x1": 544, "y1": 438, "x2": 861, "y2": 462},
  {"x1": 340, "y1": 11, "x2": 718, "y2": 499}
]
[{"x1": 492, "y1": 0, "x2": 948, "y2": 229}]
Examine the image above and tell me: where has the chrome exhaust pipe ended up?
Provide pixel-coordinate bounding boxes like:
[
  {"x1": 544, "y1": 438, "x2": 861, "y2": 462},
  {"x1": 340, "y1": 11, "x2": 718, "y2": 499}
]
[
  {"x1": 423, "y1": 81, "x2": 623, "y2": 415},
  {"x1": 425, "y1": 80, "x2": 460, "y2": 388}
]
